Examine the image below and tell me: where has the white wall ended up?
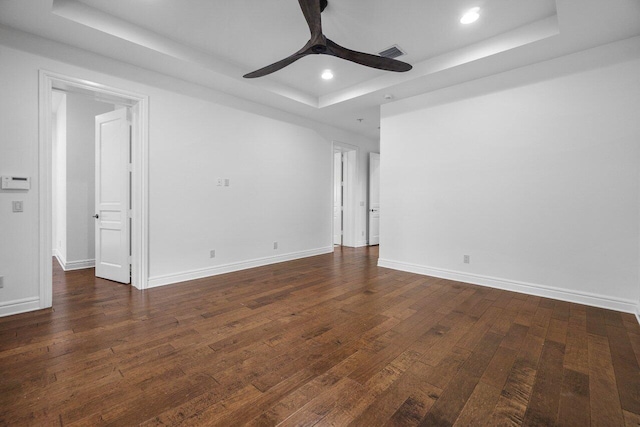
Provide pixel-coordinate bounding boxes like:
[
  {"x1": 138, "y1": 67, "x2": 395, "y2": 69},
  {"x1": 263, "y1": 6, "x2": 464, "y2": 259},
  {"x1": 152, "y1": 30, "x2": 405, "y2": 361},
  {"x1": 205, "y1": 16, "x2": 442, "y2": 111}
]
[
  {"x1": 64, "y1": 93, "x2": 113, "y2": 265},
  {"x1": 148, "y1": 93, "x2": 331, "y2": 283},
  {"x1": 0, "y1": 46, "x2": 42, "y2": 313},
  {"x1": 0, "y1": 31, "x2": 378, "y2": 315},
  {"x1": 380, "y1": 41, "x2": 640, "y2": 313}
]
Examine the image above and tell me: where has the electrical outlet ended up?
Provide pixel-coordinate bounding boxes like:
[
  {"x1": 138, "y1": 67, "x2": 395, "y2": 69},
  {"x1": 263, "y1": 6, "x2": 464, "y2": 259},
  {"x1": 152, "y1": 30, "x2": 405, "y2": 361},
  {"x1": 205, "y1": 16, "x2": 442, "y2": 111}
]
[
  {"x1": 0, "y1": 276, "x2": 3, "y2": 288},
  {"x1": 464, "y1": 255, "x2": 470, "y2": 264},
  {"x1": 12, "y1": 201, "x2": 23, "y2": 212},
  {"x1": 210, "y1": 250, "x2": 215, "y2": 258},
  {"x1": 362, "y1": 231, "x2": 364, "y2": 236},
  {"x1": 273, "y1": 242, "x2": 278, "y2": 250},
  {"x1": 224, "y1": 178, "x2": 230, "y2": 187}
]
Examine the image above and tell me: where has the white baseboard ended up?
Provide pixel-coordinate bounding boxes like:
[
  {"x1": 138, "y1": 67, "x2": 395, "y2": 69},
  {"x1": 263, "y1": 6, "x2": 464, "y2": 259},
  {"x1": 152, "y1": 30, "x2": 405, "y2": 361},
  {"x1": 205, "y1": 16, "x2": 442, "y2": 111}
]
[
  {"x1": 342, "y1": 241, "x2": 369, "y2": 248},
  {"x1": 53, "y1": 251, "x2": 66, "y2": 270},
  {"x1": 378, "y1": 258, "x2": 638, "y2": 315},
  {"x1": 63, "y1": 259, "x2": 95, "y2": 271},
  {"x1": 54, "y1": 252, "x2": 95, "y2": 271},
  {"x1": 0, "y1": 296, "x2": 41, "y2": 317},
  {"x1": 148, "y1": 246, "x2": 334, "y2": 289},
  {"x1": 636, "y1": 304, "x2": 640, "y2": 325},
  {"x1": 355, "y1": 240, "x2": 369, "y2": 248}
]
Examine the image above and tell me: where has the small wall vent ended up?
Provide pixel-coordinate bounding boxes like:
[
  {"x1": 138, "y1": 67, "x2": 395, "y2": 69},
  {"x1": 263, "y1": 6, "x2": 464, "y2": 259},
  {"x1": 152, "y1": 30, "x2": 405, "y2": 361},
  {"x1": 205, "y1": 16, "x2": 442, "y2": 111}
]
[{"x1": 378, "y1": 45, "x2": 406, "y2": 59}]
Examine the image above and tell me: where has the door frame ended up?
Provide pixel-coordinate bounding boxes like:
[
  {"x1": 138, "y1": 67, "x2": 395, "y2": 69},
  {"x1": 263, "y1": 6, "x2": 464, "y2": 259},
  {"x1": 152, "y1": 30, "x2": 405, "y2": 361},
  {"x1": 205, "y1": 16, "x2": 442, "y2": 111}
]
[
  {"x1": 368, "y1": 152, "x2": 380, "y2": 246},
  {"x1": 331, "y1": 141, "x2": 358, "y2": 248},
  {"x1": 333, "y1": 151, "x2": 343, "y2": 246},
  {"x1": 38, "y1": 70, "x2": 150, "y2": 308}
]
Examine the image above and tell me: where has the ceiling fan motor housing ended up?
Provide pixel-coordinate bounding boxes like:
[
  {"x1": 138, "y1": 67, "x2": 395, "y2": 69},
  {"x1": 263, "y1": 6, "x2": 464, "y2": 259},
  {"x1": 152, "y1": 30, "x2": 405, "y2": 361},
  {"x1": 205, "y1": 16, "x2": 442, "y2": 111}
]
[
  {"x1": 312, "y1": 45, "x2": 327, "y2": 53},
  {"x1": 310, "y1": 32, "x2": 328, "y2": 54}
]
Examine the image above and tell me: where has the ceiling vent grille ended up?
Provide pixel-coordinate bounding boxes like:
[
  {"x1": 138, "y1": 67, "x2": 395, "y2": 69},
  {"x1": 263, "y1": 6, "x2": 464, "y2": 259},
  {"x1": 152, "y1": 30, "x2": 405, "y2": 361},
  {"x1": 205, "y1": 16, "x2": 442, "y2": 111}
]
[{"x1": 378, "y1": 45, "x2": 406, "y2": 59}]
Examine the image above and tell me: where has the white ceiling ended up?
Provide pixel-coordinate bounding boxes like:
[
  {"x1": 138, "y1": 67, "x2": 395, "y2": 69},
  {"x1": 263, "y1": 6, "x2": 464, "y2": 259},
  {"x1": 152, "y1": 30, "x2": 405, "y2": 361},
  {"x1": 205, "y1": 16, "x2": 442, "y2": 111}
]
[{"x1": 1, "y1": 0, "x2": 639, "y2": 139}]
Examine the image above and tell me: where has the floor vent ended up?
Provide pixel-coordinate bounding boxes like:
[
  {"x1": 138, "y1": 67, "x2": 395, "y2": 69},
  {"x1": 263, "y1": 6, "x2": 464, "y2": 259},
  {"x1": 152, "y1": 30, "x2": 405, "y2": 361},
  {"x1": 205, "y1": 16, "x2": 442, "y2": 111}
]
[{"x1": 378, "y1": 45, "x2": 406, "y2": 59}]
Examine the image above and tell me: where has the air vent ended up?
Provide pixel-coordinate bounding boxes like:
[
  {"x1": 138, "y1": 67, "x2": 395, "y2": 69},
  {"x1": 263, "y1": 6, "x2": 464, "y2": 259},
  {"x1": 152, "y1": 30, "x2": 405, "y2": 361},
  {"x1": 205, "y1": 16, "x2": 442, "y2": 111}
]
[{"x1": 378, "y1": 45, "x2": 406, "y2": 59}]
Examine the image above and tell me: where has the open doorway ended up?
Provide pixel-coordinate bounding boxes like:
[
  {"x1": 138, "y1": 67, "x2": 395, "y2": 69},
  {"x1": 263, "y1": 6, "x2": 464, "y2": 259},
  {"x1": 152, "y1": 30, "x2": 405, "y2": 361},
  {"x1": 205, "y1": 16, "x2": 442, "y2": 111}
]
[
  {"x1": 333, "y1": 151, "x2": 343, "y2": 246},
  {"x1": 332, "y1": 142, "x2": 358, "y2": 248},
  {"x1": 368, "y1": 152, "x2": 380, "y2": 246},
  {"x1": 52, "y1": 90, "x2": 134, "y2": 284},
  {"x1": 38, "y1": 71, "x2": 150, "y2": 309},
  {"x1": 51, "y1": 90, "x2": 120, "y2": 273}
]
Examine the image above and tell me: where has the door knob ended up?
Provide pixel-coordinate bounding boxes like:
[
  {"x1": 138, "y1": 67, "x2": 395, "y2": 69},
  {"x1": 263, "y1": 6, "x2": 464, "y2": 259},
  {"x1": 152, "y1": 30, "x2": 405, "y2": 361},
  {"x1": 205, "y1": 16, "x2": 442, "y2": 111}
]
[{"x1": 93, "y1": 214, "x2": 99, "y2": 219}]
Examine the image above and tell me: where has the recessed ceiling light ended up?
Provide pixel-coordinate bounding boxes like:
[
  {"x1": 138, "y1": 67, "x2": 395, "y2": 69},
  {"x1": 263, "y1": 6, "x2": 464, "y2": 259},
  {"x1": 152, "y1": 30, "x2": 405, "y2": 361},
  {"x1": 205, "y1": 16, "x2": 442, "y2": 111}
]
[
  {"x1": 460, "y1": 7, "x2": 480, "y2": 24},
  {"x1": 321, "y1": 70, "x2": 334, "y2": 80}
]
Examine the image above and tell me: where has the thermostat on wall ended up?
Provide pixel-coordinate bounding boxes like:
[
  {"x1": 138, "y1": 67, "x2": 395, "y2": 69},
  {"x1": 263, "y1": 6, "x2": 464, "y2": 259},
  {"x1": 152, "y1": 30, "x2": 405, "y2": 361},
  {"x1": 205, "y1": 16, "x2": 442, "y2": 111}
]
[{"x1": 1, "y1": 176, "x2": 30, "y2": 190}]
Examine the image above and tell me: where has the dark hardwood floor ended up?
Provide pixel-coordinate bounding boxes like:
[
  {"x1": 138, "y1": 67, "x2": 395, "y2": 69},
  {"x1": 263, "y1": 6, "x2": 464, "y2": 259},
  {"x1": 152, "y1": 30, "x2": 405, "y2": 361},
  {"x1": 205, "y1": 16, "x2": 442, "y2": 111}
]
[{"x1": 1, "y1": 247, "x2": 640, "y2": 426}]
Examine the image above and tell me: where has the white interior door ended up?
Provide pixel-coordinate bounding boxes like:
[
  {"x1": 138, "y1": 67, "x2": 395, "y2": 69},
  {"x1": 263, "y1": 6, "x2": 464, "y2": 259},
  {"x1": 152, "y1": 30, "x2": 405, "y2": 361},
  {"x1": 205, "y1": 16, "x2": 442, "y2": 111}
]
[
  {"x1": 95, "y1": 108, "x2": 131, "y2": 283},
  {"x1": 369, "y1": 152, "x2": 380, "y2": 245},
  {"x1": 333, "y1": 152, "x2": 343, "y2": 245}
]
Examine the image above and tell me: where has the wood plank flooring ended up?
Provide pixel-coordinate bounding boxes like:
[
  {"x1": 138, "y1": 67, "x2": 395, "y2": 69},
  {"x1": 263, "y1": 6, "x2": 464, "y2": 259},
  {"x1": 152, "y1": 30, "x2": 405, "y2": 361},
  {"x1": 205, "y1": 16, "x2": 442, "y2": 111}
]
[{"x1": 1, "y1": 246, "x2": 639, "y2": 426}]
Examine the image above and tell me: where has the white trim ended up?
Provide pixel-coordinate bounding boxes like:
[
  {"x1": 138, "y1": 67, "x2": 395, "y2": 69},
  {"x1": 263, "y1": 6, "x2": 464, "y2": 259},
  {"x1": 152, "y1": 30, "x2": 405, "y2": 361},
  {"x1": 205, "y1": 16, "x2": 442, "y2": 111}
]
[
  {"x1": 148, "y1": 247, "x2": 334, "y2": 289},
  {"x1": 355, "y1": 239, "x2": 369, "y2": 248},
  {"x1": 39, "y1": 71, "x2": 53, "y2": 310},
  {"x1": 39, "y1": 70, "x2": 150, "y2": 310},
  {"x1": 0, "y1": 297, "x2": 42, "y2": 317},
  {"x1": 130, "y1": 99, "x2": 150, "y2": 290},
  {"x1": 53, "y1": 250, "x2": 96, "y2": 271},
  {"x1": 331, "y1": 141, "x2": 359, "y2": 248},
  {"x1": 635, "y1": 304, "x2": 640, "y2": 325},
  {"x1": 64, "y1": 259, "x2": 95, "y2": 271},
  {"x1": 378, "y1": 258, "x2": 638, "y2": 314},
  {"x1": 53, "y1": 250, "x2": 64, "y2": 269},
  {"x1": 54, "y1": 252, "x2": 95, "y2": 271}
]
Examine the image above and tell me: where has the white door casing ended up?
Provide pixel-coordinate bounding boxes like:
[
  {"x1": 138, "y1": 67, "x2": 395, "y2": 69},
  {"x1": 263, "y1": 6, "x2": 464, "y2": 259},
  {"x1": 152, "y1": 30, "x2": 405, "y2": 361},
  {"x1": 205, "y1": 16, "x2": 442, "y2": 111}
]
[
  {"x1": 333, "y1": 152, "x2": 342, "y2": 245},
  {"x1": 369, "y1": 152, "x2": 380, "y2": 245},
  {"x1": 39, "y1": 70, "x2": 149, "y2": 312},
  {"x1": 331, "y1": 142, "x2": 358, "y2": 248},
  {"x1": 95, "y1": 108, "x2": 131, "y2": 283}
]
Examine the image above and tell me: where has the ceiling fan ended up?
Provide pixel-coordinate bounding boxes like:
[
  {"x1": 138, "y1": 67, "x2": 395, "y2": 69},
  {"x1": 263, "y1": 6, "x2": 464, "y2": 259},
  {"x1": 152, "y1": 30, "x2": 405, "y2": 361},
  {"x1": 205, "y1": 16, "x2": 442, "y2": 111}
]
[{"x1": 243, "y1": 0, "x2": 412, "y2": 78}]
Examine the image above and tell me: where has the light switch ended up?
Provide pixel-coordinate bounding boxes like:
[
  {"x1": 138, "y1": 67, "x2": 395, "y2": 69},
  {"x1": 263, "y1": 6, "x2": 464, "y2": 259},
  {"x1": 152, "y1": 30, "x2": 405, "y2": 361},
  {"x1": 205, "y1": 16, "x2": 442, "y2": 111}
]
[{"x1": 12, "y1": 201, "x2": 23, "y2": 212}]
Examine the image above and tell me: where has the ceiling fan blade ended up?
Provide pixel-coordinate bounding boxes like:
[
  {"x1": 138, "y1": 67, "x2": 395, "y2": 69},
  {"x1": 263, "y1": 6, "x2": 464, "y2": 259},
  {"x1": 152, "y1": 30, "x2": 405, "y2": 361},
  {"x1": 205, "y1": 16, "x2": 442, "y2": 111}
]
[
  {"x1": 243, "y1": 43, "x2": 314, "y2": 78},
  {"x1": 325, "y1": 39, "x2": 412, "y2": 73},
  {"x1": 298, "y1": 0, "x2": 323, "y2": 37}
]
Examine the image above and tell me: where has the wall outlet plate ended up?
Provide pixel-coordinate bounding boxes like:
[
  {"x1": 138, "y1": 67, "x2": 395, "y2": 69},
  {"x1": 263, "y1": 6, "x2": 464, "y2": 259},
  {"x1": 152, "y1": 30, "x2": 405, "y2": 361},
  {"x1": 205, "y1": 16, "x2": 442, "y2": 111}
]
[
  {"x1": 0, "y1": 276, "x2": 4, "y2": 288},
  {"x1": 12, "y1": 201, "x2": 24, "y2": 212}
]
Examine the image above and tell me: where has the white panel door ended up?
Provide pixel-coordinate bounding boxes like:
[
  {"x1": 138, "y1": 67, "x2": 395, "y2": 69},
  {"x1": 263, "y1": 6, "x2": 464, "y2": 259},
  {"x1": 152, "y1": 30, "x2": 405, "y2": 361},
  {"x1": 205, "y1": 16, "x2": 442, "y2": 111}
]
[
  {"x1": 95, "y1": 109, "x2": 130, "y2": 283},
  {"x1": 369, "y1": 153, "x2": 380, "y2": 245},
  {"x1": 333, "y1": 152, "x2": 342, "y2": 245}
]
